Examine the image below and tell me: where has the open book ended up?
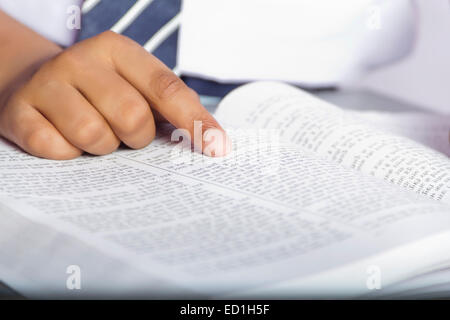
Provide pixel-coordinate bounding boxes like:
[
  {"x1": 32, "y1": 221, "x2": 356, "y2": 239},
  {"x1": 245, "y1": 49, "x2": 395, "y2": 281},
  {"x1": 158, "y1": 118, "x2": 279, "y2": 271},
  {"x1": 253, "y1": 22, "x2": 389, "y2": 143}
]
[{"x1": 0, "y1": 82, "x2": 449, "y2": 299}]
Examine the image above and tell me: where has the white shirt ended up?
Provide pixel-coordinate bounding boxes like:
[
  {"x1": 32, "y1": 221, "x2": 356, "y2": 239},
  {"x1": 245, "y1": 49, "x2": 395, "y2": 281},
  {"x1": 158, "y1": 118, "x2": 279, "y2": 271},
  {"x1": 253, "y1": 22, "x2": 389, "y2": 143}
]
[{"x1": 0, "y1": 0, "x2": 82, "y2": 47}]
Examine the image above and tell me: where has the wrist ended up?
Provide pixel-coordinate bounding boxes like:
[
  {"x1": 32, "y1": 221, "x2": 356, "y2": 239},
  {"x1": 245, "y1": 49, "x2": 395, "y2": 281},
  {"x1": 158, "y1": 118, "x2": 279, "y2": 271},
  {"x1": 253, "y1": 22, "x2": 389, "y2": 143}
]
[
  {"x1": 0, "y1": 47, "x2": 62, "y2": 114},
  {"x1": 0, "y1": 10, "x2": 63, "y2": 107}
]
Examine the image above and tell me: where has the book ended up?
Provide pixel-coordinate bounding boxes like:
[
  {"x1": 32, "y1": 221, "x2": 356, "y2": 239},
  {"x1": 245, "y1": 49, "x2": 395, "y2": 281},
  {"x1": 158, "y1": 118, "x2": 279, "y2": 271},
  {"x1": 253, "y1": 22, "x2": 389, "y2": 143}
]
[{"x1": 0, "y1": 81, "x2": 449, "y2": 299}]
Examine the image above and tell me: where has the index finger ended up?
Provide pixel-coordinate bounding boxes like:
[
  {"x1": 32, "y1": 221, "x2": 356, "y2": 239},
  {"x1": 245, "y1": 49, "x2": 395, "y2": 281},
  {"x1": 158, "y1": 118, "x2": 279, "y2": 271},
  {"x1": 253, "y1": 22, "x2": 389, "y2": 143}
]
[{"x1": 97, "y1": 32, "x2": 231, "y2": 157}]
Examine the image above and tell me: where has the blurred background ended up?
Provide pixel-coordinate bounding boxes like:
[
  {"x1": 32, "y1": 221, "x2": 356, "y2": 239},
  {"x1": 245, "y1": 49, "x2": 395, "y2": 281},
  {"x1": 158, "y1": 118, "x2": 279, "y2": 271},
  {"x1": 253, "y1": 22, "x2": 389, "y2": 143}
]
[
  {"x1": 358, "y1": 0, "x2": 450, "y2": 114},
  {"x1": 178, "y1": 0, "x2": 449, "y2": 114}
]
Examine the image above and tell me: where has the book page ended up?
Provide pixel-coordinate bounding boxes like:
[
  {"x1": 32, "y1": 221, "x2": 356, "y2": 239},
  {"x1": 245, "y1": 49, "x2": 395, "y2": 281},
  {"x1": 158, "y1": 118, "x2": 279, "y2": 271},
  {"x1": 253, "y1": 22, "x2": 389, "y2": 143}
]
[
  {"x1": 347, "y1": 110, "x2": 450, "y2": 157},
  {"x1": 1, "y1": 131, "x2": 450, "y2": 296},
  {"x1": 215, "y1": 82, "x2": 450, "y2": 204}
]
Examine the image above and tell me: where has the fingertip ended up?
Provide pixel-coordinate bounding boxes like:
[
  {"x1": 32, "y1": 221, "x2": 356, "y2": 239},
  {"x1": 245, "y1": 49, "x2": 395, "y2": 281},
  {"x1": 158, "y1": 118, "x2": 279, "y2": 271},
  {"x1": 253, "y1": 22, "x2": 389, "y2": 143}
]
[{"x1": 202, "y1": 128, "x2": 232, "y2": 158}]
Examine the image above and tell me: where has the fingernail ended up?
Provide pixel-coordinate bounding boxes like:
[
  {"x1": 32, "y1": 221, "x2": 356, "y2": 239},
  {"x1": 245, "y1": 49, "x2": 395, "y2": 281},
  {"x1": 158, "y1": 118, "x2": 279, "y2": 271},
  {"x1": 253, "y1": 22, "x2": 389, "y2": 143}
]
[{"x1": 203, "y1": 128, "x2": 232, "y2": 157}]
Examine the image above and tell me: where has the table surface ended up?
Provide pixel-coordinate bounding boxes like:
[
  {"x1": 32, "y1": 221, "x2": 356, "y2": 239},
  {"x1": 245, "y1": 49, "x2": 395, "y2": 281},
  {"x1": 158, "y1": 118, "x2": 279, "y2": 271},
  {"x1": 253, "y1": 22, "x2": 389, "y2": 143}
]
[{"x1": 0, "y1": 88, "x2": 429, "y2": 299}]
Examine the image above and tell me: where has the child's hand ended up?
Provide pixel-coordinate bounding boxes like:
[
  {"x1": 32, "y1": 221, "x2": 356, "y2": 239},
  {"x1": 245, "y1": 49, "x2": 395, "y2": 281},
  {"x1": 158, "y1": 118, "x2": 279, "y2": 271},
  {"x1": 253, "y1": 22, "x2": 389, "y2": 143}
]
[{"x1": 0, "y1": 31, "x2": 229, "y2": 159}]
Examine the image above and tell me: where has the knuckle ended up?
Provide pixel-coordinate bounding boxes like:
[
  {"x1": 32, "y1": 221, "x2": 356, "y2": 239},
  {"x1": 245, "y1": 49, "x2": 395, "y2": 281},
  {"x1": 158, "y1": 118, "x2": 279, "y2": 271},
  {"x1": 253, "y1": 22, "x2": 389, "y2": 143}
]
[
  {"x1": 93, "y1": 31, "x2": 137, "y2": 63},
  {"x1": 153, "y1": 71, "x2": 185, "y2": 100},
  {"x1": 26, "y1": 78, "x2": 67, "y2": 105},
  {"x1": 37, "y1": 50, "x2": 85, "y2": 80},
  {"x1": 48, "y1": 145, "x2": 82, "y2": 160},
  {"x1": 98, "y1": 30, "x2": 119, "y2": 42},
  {"x1": 97, "y1": 139, "x2": 120, "y2": 156},
  {"x1": 117, "y1": 101, "x2": 150, "y2": 136},
  {"x1": 73, "y1": 119, "x2": 107, "y2": 147},
  {"x1": 53, "y1": 49, "x2": 84, "y2": 71},
  {"x1": 36, "y1": 79, "x2": 64, "y2": 96},
  {"x1": 97, "y1": 30, "x2": 131, "y2": 48},
  {"x1": 129, "y1": 124, "x2": 156, "y2": 150},
  {"x1": 23, "y1": 127, "x2": 54, "y2": 152}
]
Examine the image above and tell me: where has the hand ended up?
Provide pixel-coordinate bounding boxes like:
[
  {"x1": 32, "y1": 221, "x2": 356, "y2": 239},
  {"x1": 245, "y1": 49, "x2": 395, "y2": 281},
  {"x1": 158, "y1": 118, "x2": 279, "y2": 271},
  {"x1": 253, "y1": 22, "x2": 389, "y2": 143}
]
[{"x1": 0, "y1": 31, "x2": 230, "y2": 160}]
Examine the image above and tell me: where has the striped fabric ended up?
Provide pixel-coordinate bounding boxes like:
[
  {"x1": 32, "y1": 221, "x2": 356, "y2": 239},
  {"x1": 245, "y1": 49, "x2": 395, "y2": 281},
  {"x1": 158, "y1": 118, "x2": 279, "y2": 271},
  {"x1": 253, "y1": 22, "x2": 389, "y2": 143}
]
[{"x1": 79, "y1": 0, "x2": 240, "y2": 97}]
